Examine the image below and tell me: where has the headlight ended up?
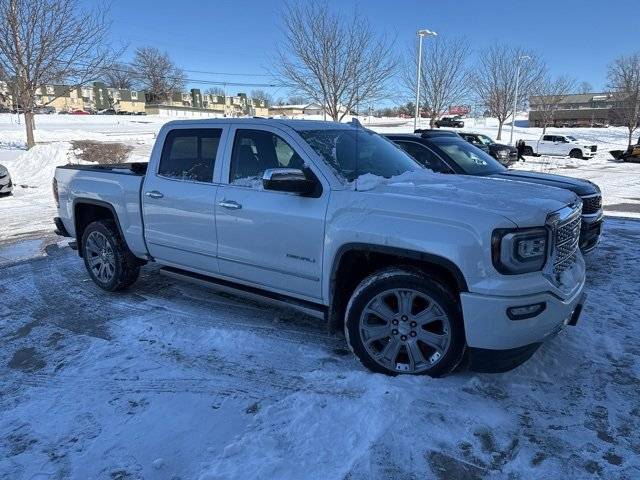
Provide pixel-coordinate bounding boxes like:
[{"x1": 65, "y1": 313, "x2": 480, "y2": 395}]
[
  {"x1": 492, "y1": 227, "x2": 549, "y2": 274},
  {"x1": 0, "y1": 166, "x2": 7, "y2": 176}
]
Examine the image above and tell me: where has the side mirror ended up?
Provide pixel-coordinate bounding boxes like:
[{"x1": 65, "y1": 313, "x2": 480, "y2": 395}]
[{"x1": 262, "y1": 168, "x2": 317, "y2": 195}]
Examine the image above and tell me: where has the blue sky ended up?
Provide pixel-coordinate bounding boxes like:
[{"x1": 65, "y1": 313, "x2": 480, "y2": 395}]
[{"x1": 105, "y1": 0, "x2": 637, "y2": 103}]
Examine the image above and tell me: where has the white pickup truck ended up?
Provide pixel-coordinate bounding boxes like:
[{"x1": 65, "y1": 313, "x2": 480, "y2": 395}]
[
  {"x1": 53, "y1": 119, "x2": 586, "y2": 376},
  {"x1": 523, "y1": 134, "x2": 597, "y2": 159}
]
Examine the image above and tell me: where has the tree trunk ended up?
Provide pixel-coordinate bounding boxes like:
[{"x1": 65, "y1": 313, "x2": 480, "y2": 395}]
[
  {"x1": 542, "y1": 123, "x2": 547, "y2": 134},
  {"x1": 25, "y1": 111, "x2": 36, "y2": 149},
  {"x1": 496, "y1": 120, "x2": 503, "y2": 140},
  {"x1": 629, "y1": 129, "x2": 634, "y2": 148}
]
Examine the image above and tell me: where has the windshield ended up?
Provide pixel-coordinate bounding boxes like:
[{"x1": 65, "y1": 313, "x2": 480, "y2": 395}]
[
  {"x1": 566, "y1": 136, "x2": 577, "y2": 141},
  {"x1": 297, "y1": 128, "x2": 421, "y2": 181},
  {"x1": 430, "y1": 138, "x2": 506, "y2": 175},
  {"x1": 478, "y1": 135, "x2": 494, "y2": 146}
]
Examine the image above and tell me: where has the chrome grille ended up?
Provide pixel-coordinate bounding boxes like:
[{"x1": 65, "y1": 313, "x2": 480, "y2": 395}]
[
  {"x1": 581, "y1": 195, "x2": 602, "y2": 214},
  {"x1": 553, "y1": 211, "x2": 581, "y2": 275}
]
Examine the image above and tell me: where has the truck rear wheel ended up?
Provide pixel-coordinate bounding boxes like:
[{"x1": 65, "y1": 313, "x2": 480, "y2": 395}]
[
  {"x1": 81, "y1": 220, "x2": 140, "y2": 291},
  {"x1": 344, "y1": 268, "x2": 465, "y2": 377},
  {"x1": 523, "y1": 146, "x2": 534, "y2": 156}
]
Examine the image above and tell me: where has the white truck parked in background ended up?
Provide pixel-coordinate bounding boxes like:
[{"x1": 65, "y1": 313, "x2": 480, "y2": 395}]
[
  {"x1": 53, "y1": 119, "x2": 586, "y2": 376},
  {"x1": 523, "y1": 134, "x2": 597, "y2": 159}
]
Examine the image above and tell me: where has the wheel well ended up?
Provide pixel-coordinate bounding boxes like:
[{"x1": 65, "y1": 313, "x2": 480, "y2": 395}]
[
  {"x1": 328, "y1": 247, "x2": 466, "y2": 332},
  {"x1": 570, "y1": 148, "x2": 582, "y2": 156},
  {"x1": 74, "y1": 202, "x2": 117, "y2": 256}
]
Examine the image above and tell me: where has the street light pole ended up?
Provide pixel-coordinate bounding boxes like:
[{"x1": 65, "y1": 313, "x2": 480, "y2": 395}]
[
  {"x1": 509, "y1": 55, "x2": 530, "y2": 145},
  {"x1": 413, "y1": 29, "x2": 437, "y2": 131}
]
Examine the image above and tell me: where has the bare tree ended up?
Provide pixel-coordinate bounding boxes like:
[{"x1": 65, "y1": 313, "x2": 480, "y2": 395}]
[
  {"x1": 205, "y1": 86, "x2": 225, "y2": 97},
  {"x1": 133, "y1": 47, "x2": 185, "y2": 103},
  {"x1": 287, "y1": 95, "x2": 308, "y2": 105},
  {"x1": 250, "y1": 89, "x2": 273, "y2": 105},
  {"x1": 274, "y1": 2, "x2": 396, "y2": 121},
  {"x1": 576, "y1": 81, "x2": 593, "y2": 94},
  {"x1": 471, "y1": 44, "x2": 545, "y2": 140},
  {"x1": 531, "y1": 75, "x2": 575, "y2": 133},
  {"x1": 607, "y1": 52, "x2": 640, "y2": 147},
  {"x1": 403, "y1": 37, "x2": 471, "y2": 127},
  {"x1": 0, "y1": 0, "x2": 120, "y2": 149},
  {"x1": 103, "y1": 62, "x2": 136, "y2": 89}
]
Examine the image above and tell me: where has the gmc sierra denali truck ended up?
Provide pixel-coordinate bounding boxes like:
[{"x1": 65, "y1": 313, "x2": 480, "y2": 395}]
[{"x1": 53, "y1": 119, "x2": 586, "y2": 376}]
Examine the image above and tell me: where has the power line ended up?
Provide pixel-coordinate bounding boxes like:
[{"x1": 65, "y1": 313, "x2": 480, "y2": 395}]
[{"x1": 54, "y1": 60, "x2": 280, "y2": 88}]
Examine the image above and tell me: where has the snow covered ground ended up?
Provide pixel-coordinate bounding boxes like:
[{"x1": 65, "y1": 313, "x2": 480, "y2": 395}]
[
  {"x1": 0, "y1": 219, "x2": 639, "y2": 479},
  {"x1": 1, "y1": 113, "x2": 639, "y2": 479},
  {"x1": 1, "y1": 113, "x2": 639, "y2": 243}
]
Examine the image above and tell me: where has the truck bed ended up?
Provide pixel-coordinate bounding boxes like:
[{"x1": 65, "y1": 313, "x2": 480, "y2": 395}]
[
  {"x1": 55, "y1": 162, "x2": 149, "y2": 258},
  {"x1": 57, "y1": 162, "x2": 148, "y2": 175}
]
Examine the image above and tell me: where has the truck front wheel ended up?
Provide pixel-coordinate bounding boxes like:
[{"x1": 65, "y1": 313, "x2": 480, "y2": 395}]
[
  {"x1": 344, "y1": 268, "x2": 465, "y2": 377},
  {"x1": 81, "y1": 220, "x2": 140, "y2": 291},
  {"x1": 569, "y1": 149, "x2": 583, "y2": 159}
]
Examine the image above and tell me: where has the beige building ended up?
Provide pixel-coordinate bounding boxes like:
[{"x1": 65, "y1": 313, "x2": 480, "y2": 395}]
[
  {"x1": 36, "y1": 85, "x2": 85, "y2": 112},
  {"x1": 269, "y1": 104, "x2": 307, "y2": 116}
]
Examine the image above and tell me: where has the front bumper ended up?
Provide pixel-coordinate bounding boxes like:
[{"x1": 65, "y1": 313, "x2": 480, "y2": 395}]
[
  {"x1": 460, "y1": 278, "x2": 586, "y2": 371},
  {"x1": 468, "y1": 292, "x2": 586, "y2": 373},
  {"x1": 580, "y1": 211, "x2": 603, "y2": 253},
  {"x1": 54, "y1": 217, "x2": 72, "y2": 237},
  {"x1": 0, "y1": 176, "x2": 12, "y2": 194}
]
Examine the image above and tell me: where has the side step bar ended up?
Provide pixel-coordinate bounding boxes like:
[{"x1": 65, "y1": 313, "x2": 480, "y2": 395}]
[{"x1": 160, "y1": 266, "x2": 327, "y2": 320}]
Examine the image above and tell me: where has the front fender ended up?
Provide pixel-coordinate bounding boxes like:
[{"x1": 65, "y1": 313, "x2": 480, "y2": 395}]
[{"x1": 322, "y1": 194, "x2": 506, "y2": 300}]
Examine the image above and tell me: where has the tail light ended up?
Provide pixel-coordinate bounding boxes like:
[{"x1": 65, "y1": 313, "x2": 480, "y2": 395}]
[{"x1": 53, "y1": 177, "x2": 59, "y2": 207}]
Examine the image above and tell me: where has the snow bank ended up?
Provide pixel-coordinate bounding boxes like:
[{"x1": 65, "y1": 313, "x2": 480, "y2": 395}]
[
  {"x1": 2, "y1": 142, "x2": 70, "y2": 187},
  {"x1": 0, "y1": 143, "x2": 71, "y2": 240}
]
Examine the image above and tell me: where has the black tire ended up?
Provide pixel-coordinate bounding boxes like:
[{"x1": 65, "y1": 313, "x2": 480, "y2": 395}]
[
  {"x1": 344, "y1": 268, "x2": 466, "y2": 377},
  {"x1": 523, "y1": 146, "x2": 534, "y2": 156},
  {"x1": 569, "y1": 149, "x2": 583, "y2": 159},
  {"x1": 81, "y1": 220, "x2": 140, "y2": 291}
]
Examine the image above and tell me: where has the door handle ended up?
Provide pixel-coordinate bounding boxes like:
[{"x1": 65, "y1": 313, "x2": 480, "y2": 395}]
[
  {"x1": 218, "y1": 200, "x2": 242, "y2": 210},
  {"x1": 145, "y1": 190, "x2": 164, "y2": 199}
]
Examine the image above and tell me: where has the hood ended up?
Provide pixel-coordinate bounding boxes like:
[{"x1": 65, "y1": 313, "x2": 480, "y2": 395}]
[
  {"x1": 491, "y1": 170, "x2": 599, "y2": 197},
  {"x1": 489, "y1": 143, "x2": 516, "y2": 153},
  {"x1": 355, "y1": 171, "x2": 578, "y2": 227},
  {"x1": 568, "y1": 138, "x2": 595, "y2": 147}
]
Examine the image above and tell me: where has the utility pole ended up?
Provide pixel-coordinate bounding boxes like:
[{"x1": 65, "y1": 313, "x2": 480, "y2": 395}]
[
  {"x1": 509, "y1": 55, "x2": 530, "y2": 145},
  {"x1": 413, "y1": 29, "x2": 437, "y2": 131}
]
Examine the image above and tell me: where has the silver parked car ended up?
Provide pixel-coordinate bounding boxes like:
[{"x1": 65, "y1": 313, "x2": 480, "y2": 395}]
[{"x1": 0, "y1": 164, "x2": 13, "y2": 195}]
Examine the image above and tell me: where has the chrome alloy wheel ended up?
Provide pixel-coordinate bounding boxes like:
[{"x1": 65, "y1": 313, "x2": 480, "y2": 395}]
[
  {"x1": 85, "y1": 231, "x2": 116, "y2": 284},
  {"x1": 359, "y1": 288, "x2": 451, "y2": 373}
]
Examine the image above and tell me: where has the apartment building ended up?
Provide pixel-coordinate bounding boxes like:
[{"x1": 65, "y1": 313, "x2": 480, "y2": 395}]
[
  {"x1": 92, "y1": 82, "x2": 146, "y2": 113},
  {"x1": 528, "y1": 92, "x2": 616, "y2": 127},
  {"x1": 36, "y1": 85, "x2": 85, "y2": 112},
  {"x1": 0, "y1": 80, "x2": 266, "y2": 117}
]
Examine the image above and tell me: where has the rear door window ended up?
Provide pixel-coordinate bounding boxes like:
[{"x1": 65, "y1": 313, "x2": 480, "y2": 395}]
[{"x1": 159, "y1": 129, "x2": 222, "y2": 182}]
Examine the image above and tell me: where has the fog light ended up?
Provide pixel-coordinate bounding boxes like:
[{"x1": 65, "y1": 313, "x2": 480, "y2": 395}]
[{"x1": 507, "y1": 302, "x2": 546, "y2": 320}]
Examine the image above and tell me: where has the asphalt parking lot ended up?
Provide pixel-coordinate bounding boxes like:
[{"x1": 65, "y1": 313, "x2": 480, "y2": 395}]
[{"x1": 1, "y1": 218, "x2": 639, "y2": 480}]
